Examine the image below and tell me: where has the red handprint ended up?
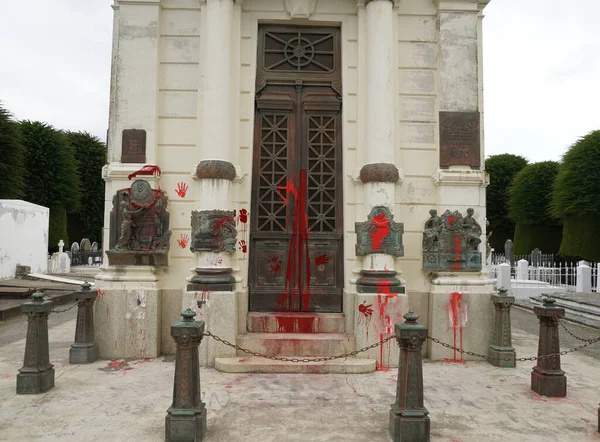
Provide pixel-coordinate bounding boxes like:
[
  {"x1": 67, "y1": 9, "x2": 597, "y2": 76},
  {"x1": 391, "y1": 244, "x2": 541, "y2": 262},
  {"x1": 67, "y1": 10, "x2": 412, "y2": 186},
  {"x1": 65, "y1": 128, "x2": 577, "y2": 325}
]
[
  {"x1": 175, "y1": 182, "x2": 188, "y2": 198},
  {"x1": 239, "y1": 208, "x2": 248, "y2": 224},
  {"x1": 238, "y1": 240, "x2": 247, "y2": 254},
  {"x1": 177, "y1": 233, "x2": 190, "y2": 248},
  {"x1": 358, "y1": 301, "x2": 374, "y2": 318},
  {"x1": 267, "y1": 257, "x2": 282, "y2": 273}
]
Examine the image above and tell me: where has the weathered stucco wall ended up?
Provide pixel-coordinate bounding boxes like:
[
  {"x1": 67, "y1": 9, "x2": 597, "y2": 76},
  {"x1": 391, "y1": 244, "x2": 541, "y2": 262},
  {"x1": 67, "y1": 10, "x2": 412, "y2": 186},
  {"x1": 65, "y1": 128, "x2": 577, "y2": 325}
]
[{"x1": 0, "y1": 200, "x2": 49, "y2": 279}]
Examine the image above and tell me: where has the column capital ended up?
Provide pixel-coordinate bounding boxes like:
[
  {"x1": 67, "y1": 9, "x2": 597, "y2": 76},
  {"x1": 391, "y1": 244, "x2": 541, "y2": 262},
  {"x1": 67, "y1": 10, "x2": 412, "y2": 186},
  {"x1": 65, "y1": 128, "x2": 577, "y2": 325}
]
[
  {"x1": 432, "y1": 0, "x2": 485, "y2": 12},
  {"x1": 364, "y1": 0, "x2": 394, "y2": 6}
]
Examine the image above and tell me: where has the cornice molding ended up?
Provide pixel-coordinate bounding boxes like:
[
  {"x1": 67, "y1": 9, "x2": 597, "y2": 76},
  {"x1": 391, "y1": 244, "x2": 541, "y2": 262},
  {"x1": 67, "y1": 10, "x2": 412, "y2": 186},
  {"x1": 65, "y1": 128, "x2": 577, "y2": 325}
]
[
  {"x1": 432, "y1": 0, "x2": 483, "y2": 12},
  {"x1": 117, "y1": 0, "x2": 161, "y2": 5}
]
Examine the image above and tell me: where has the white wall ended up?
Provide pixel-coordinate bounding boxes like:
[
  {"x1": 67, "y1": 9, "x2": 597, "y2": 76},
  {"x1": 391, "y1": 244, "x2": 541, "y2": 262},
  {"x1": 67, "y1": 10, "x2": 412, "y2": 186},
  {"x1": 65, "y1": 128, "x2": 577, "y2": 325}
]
[{"x1": 0, "y1": 200, "x2": 49, "y2": 279}]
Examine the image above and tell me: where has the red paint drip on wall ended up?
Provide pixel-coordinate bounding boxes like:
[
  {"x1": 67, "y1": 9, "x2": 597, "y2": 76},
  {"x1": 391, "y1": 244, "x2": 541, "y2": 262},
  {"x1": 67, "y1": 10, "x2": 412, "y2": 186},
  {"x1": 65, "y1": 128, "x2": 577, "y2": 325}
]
[
  {"x1": 376, "y1": 281, "x2": 395, "y2": 368},
  {"x1": 446, "y1": 292, "x2": 467, "y2": 363},
  {"x1": 370, "y1": 213, "x2": 390, "y2": 250}
]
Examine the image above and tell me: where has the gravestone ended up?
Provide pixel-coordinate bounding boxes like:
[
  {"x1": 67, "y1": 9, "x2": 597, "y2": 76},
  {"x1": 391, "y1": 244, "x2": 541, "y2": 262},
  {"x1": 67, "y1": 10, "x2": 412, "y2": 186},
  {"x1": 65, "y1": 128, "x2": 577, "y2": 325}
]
[
  {"x1": 91, "y1": 242, "x2": 98, "y2": 252},
  {"x1": 505, "y1": 239, "x2": 514, "y2": 267},
  {"x1": 48, "y1": 240, "x2": 70, "y2": 274},
  {"x1": 80, "y1": 238, "x2": 92, "y2": 253},
  {"x1": 71, "y1": 242, "x2": 80, "y2": 254}
]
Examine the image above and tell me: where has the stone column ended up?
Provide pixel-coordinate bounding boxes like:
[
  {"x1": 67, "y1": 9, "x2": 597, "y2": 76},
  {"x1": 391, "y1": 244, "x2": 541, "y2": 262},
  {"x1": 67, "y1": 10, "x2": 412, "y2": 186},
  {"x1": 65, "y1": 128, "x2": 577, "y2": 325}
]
[
  {"x1": 488, "y1": 288, "x2": 516, "y2": 368},
  {"x1": 354, "y1": 0, "x2": 407, "y2": 369},
  {"x1": 16, "y1": 292, "x2": 55, "y2": 394},
  {"x1": 183, "y1": 0, "x2": 238, "y2": 367}
]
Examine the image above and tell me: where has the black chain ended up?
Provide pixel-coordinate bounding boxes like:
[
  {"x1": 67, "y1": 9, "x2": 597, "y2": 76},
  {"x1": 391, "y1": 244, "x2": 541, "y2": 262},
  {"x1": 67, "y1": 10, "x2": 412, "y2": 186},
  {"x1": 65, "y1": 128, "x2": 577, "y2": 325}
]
[
  {"x1": 558, "y1": 319, "x2": 600, "y2": 343},
  {"x1": 51, "y1": 303, "x2": 78, "y2": 314},
  {"x1": 203, "y1": 331, "x2": 396, "y2": 363},
  {"x1": 428, "y1": 334, "x2": 600, "y2": 362}
]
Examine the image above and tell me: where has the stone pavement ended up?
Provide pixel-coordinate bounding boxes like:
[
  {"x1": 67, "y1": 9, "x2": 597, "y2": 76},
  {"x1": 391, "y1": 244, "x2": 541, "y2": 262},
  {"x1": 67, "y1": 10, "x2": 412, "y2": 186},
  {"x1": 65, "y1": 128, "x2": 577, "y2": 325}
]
[{"x1": 1, "y1": 312, "x2": 600, "y2": 441}]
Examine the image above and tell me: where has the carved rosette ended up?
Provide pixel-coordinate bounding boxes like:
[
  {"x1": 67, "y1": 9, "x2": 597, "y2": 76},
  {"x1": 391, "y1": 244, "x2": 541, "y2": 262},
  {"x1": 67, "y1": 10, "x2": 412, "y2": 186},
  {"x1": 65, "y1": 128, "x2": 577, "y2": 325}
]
[
  {"x1": 359, "y1": 163, "x2": 400, "y2": 184},
  {"x1": 195, "y1": 160, "x2": 236, "y2": 181},
  {"x1": 355, "y1": 206, "x2": 404, "y2": 257},
  {"x1": 190, "y1": 210, "x2": 237, "y2": 254}
]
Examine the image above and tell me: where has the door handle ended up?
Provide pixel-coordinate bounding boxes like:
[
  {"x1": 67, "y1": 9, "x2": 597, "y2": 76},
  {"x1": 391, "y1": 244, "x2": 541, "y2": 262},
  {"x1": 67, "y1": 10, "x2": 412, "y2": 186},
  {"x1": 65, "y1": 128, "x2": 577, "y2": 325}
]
[
  {"x1": 312, "y1": 242, "x2": 329, "y2": 246},
  {"x1": 264, "y1": 241, "x2": 281, "y2": 246}
]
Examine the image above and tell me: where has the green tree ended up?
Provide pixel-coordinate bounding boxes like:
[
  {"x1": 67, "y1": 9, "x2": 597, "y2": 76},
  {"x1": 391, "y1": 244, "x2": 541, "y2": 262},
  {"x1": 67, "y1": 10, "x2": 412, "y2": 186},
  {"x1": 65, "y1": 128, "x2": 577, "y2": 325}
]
[
  {"x1": 20, "y1": 121, "x2": 80, "y2": 250},
  {"x1": 551, "y1": 130, "x2": 600, "y2": 261},
  {"x1": 65, "y1": 131, "x2": 106, "y2": 245},
  {"x1": 508, "y1": 161, "x2": 562, "y2": 254},
  {"x1": 485, "y1": 154, "x2": 529, "y2": 252},
  {"x1": 0, "y1": 104, "x2": 26, "y2": 198}
]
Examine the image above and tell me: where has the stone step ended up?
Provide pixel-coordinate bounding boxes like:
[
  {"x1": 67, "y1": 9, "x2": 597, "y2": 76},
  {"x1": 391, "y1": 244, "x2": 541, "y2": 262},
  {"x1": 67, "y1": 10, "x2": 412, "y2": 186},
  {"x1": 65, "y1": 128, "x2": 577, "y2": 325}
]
[
  {"x1": 247, "y1": 312, "x2": 345, "y2": 333},
  {"x1": 236, "y1": 333, "x2": 355, "y2": 357},
  {"x1": 215, "y1": 356, "x2": 375, "y2": 374}
]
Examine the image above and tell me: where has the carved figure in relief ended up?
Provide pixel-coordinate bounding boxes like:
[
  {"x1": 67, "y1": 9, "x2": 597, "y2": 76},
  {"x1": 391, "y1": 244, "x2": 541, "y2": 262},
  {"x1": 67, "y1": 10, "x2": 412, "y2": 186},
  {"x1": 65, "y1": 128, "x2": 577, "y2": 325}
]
[
  {"x1": 422, "y1": 209, "x2": 442, "y2": 251},
  {"x1": 461, "y1": 208, "x2": 482, "y2": 251},
  {"x1": 115, "y1": 200, "x2": 142, "y2": 250}
]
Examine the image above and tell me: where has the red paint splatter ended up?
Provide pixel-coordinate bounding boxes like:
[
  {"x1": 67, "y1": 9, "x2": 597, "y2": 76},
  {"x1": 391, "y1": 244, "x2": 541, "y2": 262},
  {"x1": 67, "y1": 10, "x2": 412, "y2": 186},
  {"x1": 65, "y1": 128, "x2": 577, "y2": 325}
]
[
  {"x1": 238, "y1": 209, "x2": 248, "y2": 224},
  {"x1": 268, "y1": 257, "x2": 282, "y2": 273},
  {"x1": 358, "y1": 302, "x2": 374, "y2": 318},
  {"x1": 376, "y1": 365, "x2": 392, "y2": 372},
  {"x1": 583, "y1": 418, "x2": 591, "y2": 423},
  {"x1": 238, "y1": 240, "x2": 247, "y2": 254},
  {"x1": 315, "y1": 254, "x2": 329, "y2": 266},
  {"x1": 447, "y1": 292, "x2": 467, "y2": 363},
  {"x1": 175, "y1": 182, "x2": 188, "y2": 198},
  {"x1": 275, "y1": 316, "x2": 315, "y2": 333},
  {"x1": 209, "y1": 256, "x2": 223, "y2": 267},
  {"x1": 278, "y1": 170, "x2": 311, "y2": 311},
  {"x1": 97, "y1": 289, "x2": 105, "y2": 303},
  {"x1": 370, "y1": 213, "x2": 390, "y2": 250},
  {"x1": 106, "y1": 307, "x2": 109, "y2": 316},
  {"x1": 108, "y1": 361, "x2": 125, "y2": 369},
  {"x1": 127, "y1": 164, "x2": 161, "y2": 180},
  {"x1": 177, "y1": 233, "x2": 190, "y2": 249}
]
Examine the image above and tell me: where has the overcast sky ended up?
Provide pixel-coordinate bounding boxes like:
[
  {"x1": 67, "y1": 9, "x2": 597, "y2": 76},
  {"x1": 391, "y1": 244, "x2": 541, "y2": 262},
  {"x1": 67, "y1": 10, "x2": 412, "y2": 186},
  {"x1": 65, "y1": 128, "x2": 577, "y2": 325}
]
[{"x1": 1, "y1": 0, "x2": 598, "y2": 164}]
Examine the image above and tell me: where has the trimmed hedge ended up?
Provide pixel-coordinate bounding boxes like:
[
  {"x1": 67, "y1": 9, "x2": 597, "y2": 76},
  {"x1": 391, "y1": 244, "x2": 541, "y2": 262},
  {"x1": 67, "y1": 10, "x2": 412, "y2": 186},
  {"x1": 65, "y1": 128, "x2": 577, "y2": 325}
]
[
  {"x1": 0, "y1": 104, "x2": 26, "y2": 199},
  {"x1": 512, "y1": 223, "x2": 562, "y2": 255}
]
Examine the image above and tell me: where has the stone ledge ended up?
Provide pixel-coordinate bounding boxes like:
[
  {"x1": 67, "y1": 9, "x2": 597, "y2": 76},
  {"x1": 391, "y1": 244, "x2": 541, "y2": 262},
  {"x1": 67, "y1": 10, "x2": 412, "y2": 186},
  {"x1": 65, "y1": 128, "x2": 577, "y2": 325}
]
[
  {"x1": 215, "y1": 356, "x2": 376, "y2": 374},
  {"x1": 432, "y1": 168, "x2": 489, "y2": 187}
]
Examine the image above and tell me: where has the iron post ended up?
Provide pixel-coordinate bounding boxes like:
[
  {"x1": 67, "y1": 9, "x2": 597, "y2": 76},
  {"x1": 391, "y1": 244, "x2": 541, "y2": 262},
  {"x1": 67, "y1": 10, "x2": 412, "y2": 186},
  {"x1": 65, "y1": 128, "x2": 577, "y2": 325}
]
[
  {"x1": 531, "y1": 295, "x2": 566, "y2": 397},
  {"x1": 69, "y1": 281, "x2": 99, "y2": 364},
  {"x1": 389, "y1": 311, "x2": 430, "y2": 442},
  {"x1": 16, "y1": 291, "x2": 55, "y2": 394},
  {"x1": 165, "y1": 309, "x2": 206, "y2": 442},
  {"x1": 489, "y1": 287, "x2": 516, "y2": 367}
]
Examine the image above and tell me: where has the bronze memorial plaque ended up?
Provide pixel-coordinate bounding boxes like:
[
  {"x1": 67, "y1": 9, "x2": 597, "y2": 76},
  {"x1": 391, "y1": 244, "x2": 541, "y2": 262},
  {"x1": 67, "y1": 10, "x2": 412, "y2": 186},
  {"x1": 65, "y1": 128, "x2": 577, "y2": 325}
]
[
  {"x1": 121, "y1": 129, "x2": 146, "y2": 163},
  {"x1": 439, "y1": 112, "x2": 481, "y2": 169}
]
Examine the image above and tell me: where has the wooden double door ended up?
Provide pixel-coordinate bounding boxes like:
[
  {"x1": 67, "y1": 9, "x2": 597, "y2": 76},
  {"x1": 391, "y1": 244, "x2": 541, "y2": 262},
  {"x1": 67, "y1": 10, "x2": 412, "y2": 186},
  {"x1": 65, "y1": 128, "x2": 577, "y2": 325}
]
[{"x1": 248, "y1": 82, "x2": 343, "y2": 312}]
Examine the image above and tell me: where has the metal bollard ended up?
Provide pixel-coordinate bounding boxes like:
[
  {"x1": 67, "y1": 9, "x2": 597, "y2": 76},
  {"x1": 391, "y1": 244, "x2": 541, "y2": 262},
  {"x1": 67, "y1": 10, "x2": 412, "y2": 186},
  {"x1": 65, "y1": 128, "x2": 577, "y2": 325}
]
[
  {"x1": 389, "y1": 311, "x2": 430, "y2": 442},
  {"x1": 531, "y1": 295, "x2": 566, "y2": 397},
  {"x1": 69, "y1": 281, "x2": 99, "y2": 364},
  {"x1": 165, "y1": 309, "x2": 207, "y2": 442},
  {"x1": 16, "y1": 291, "x2": 55, "y2": 394},
  {"x1": 488, "y1": 287, "x2": 516, "y2": 367}
]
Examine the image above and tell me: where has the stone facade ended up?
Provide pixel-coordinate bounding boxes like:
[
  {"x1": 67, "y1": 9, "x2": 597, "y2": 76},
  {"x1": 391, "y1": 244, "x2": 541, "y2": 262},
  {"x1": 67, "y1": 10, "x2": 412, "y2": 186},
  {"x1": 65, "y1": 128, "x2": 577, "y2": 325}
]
[{"x1": 98, "y1": 0, "x2": 493, "y2": 365}]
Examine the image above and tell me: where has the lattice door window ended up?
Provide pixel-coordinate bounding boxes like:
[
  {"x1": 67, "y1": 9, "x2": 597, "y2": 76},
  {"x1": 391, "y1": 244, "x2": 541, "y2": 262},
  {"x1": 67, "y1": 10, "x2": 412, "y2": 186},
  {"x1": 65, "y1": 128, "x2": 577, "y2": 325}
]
[
  {"x1": 256, "y1": 113, "x2": 290, "y2": 232},
  {"x1": 307, "y1": 115, "x2": 337, "y2": 233}
]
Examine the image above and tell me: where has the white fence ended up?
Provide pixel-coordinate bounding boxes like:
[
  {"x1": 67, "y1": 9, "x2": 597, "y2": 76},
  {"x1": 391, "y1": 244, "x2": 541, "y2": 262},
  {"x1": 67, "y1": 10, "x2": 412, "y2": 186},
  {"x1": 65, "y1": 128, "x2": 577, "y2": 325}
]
[{"x1": 489, "y1": 260, "x2": 599, "y2": 299}]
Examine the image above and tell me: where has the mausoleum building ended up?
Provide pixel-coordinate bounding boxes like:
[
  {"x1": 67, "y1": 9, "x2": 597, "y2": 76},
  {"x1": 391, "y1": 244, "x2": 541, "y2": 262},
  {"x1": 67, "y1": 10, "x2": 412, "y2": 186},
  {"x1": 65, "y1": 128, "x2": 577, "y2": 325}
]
[{"x1": 97, "y1": 0, "x2": 493, "y2": 370}]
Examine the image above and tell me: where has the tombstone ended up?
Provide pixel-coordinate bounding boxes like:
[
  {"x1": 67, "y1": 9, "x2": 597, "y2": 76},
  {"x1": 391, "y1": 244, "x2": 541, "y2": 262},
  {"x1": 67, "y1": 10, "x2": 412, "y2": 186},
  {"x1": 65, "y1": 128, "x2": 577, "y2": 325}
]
[
  {"x1": 91, "y1": 242, "x2": 99, "y2": 252},
  {"x1": 516, "y1": 259, "x2": 529, "y2": 280},
  {"x1": 530, "y1": 248, "x2": 542, "y2": 267},
  {"x1": 49, "y1": 239, "x2": 70, "y2": 274},
  {"x1": 80, "y1": 238, "x2": 92, "y2": 253},
  {"x1": 71, "y1": 242, "x2": 80, "y2": 254},
  {"x1": 505, "y1": 239, "x2": 514, "y2": 267}
]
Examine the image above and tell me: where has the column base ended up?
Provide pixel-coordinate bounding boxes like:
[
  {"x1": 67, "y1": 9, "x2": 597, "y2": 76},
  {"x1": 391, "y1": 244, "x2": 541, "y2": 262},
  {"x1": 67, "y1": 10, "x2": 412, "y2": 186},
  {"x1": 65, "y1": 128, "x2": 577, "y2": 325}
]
[
  {"x1": 389, "y1": 408, "x2": 430, "y2": 442},
  {"x1": 165, "y1": 407, "x2": 207, "y2": 442},
  {"x1": 188, "y1": 268, "x2": 235, "y2": 292},
  {"x1": 356, "y1": 270, "x2": 405, "y2": 294},
  {"x1": 531, "y1": 368, "x2": 567, "y2": 397},
  {"x1": 488, "y1": 345, "x2": 516, "y2": 368},
  {"x1": 16, "y1": 367, "x2": 55, "y2": 394},
  {"x1": 69, "y1": 343, "x2": 99, "y2": 364}
]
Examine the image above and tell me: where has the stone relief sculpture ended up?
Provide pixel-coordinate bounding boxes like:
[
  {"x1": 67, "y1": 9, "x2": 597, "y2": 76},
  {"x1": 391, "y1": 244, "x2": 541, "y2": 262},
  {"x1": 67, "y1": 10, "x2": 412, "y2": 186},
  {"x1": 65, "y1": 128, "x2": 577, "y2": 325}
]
[
  {"x1": 355, "y1": 206, "x2": 404, "y2": 257},
  {"x1": 190, "y1": 210, "x2": 237, "y2": 254},
  {"x1": 422, "y1": 208, "x2": 482, "y2": 272},
  {"x1": 107, "y1": 179, "x2": 171, "y2": 266}
]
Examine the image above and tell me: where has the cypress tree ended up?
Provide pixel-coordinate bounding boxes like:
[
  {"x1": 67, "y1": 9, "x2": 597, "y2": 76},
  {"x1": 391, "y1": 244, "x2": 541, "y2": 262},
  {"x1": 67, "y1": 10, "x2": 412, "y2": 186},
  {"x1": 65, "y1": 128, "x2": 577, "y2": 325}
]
[
  {"x1": 551, "y1": 130, "x2": 600, "y2": 260},
  {"x1": 485, "y1": 154, "x2": 528, "y2": 252},
  {"x1": 508, "y1": 161, "x2": 562, "y2": 254},
  {"x1": 0, "y1": 104, "x2": 26, "y2": 199},
  {"x1": 20, "y1": 121, "x2": 80, "y2": 250}
]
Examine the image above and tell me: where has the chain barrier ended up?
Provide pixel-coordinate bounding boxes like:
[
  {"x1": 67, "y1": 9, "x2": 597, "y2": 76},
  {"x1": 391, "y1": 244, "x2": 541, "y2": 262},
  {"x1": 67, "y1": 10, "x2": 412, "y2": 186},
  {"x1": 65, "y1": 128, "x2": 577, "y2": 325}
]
[
  {"x1": 428, "y1": 332, "x2": 600, "y2": 363},
  {"x1": 203, "y1": 330, "x2": 395, "y2": 363},
  {"x1": 558, "y1": 319, "x2": 600, "y2": 343},
  {"x1": 203, "y1": 323, "x2": 600, "y2": 364},
  {"x1": 51, "y1": 303, "x2": 78, "y2": 314}
]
